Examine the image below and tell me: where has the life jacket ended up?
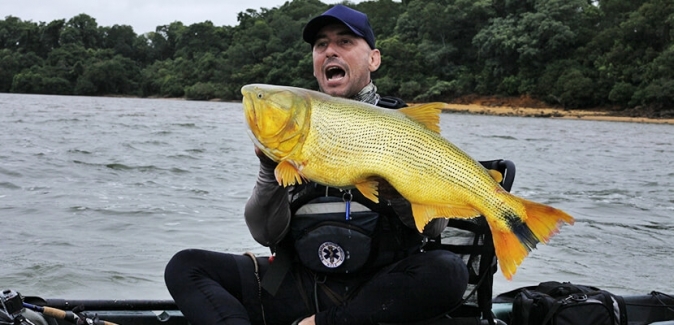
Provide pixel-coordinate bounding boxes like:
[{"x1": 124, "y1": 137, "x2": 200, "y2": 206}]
[
  {"x1": 285, "y1": 181, "x2": 424, "y2": 275},
  {"x1": 282, "y1": 95, "x2": 424, "y2": 274},
  {"x1": 260, "y1": 95, "x2": 422, "y2": 294}
]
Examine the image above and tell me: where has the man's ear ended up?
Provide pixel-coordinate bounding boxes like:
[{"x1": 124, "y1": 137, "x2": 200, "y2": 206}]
[{"x1": 369, "y1": 49, "x2": 381, "y2": 72}]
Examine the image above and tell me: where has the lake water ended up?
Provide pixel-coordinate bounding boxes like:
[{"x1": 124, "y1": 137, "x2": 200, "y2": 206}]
[{"x1": 1, "y1": 93, "x2": 672, "y2": 300}]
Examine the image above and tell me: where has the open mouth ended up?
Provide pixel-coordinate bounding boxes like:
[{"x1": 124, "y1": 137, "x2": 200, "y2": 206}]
[{"x1": 326, "y1": 66, "x2": 345, "y2": 80}]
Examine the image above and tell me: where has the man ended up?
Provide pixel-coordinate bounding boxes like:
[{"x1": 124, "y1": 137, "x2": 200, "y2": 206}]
[
  {"x1": 305, "y1": 4, "x2": 380, "y2": 100},
  {"x1": 165, "y1": 5, "x2": 468, "y2": 325}
]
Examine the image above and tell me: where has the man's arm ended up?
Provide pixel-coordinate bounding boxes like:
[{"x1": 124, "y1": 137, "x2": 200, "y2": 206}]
[{"x1": 244, "y1": 151, "x2": 292, "y2": 247}]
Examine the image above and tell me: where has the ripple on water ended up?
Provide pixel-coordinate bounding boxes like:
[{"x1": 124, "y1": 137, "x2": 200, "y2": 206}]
[{"x1": 1, "y1": 94, "x2": 673, "y2": 298}]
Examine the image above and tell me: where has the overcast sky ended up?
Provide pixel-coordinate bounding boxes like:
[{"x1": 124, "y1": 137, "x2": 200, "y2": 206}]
[{"x1": 3, "y1": 0, "x2": 365, "y2": 35}]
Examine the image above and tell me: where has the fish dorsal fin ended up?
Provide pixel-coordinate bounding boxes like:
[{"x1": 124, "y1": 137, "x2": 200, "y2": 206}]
[
  {"x1": 398, "y1": 103, "x2": 444, "y2": 133},
  {"x1": 409, "y1": 203, "x2": 481, "y2": 232}
]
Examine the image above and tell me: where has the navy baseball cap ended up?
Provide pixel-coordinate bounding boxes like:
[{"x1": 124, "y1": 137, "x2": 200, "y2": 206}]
[{"x1": 303, "y1": 4, "x2": 376, "y2": 49}]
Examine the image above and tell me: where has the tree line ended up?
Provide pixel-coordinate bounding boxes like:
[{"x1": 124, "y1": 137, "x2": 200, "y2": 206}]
[{"x1": 1, "y1": 0, "x2": 672, "y2": 116}]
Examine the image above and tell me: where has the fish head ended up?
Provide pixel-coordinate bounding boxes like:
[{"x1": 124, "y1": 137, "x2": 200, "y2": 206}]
[{"x1": 241, "y1": 84, "x2": 312, "y2": 161}]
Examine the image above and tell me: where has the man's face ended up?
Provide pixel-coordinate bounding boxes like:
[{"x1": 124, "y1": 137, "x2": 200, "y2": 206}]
[{"x1": 311, "y1": 24, "x2": 381, "y2": 98}]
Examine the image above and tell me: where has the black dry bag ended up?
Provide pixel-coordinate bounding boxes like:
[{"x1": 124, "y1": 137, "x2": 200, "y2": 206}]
[{"x1": 509, "y1": 281, "x2": 627, "y2": 325}]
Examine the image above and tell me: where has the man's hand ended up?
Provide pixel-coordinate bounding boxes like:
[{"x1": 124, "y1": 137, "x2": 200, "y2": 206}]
[
  {"x1": 298, "y1": 315, "x2": 315, "y2": 325},
  {"x1": 254, "y1": 147, "x2": 277, "y2": 167}
]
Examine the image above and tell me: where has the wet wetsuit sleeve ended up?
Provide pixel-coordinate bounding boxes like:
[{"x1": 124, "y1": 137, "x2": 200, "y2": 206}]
[{"x1": 244, "y1": 159, "x2": 291, "y2": 247}]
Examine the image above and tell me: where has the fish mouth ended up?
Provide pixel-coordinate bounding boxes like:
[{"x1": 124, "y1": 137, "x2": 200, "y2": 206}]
[
  {"x1": 242, "y1": 92, "x2": 259, "y2": 133},
  {"x1": 241, "y1": 84, "x2": 307, "y2": 161},
  {"x1": 242, "y1": 94, "x2": 282, "y2": 161}
]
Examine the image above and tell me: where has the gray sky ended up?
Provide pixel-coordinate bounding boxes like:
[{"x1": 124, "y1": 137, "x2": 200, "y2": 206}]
[{"x1": 2, "y1": 0, "x2": 363, "y2": 35}]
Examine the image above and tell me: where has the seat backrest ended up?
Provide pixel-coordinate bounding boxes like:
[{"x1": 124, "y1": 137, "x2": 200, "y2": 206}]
[{"x1": 425, "y1": 159, "x2": 516, "y2": 323}]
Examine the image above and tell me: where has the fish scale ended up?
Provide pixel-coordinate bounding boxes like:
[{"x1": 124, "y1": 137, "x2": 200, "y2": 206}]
[
  {"x1": 307, "y1": 97, "x2": 495, "y2": 209},
  {"x1": 242, "y1": 84, "x2": 574, "y2": 279}
]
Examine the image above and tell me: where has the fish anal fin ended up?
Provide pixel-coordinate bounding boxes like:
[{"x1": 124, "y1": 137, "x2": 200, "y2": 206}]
[
  {"x1": 274, "y1": 160, "x2": 303, "y2": 187},
  {"x1": 410, "y1": 203, "x2": 481, "y2": 232},
  {"x1": 355, "y1": 179, "x2": 379, "y2": 203},
  {"x1": 488, "y1": 169, "x2": 503, "y2": 183},
  {"x1": 399, "y1": 103, "x2": 444, "y2": 133}
]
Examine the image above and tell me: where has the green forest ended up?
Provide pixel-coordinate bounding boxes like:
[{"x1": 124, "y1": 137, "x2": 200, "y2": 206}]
[{"x1": 1, "y1": 0, "x2": 673, "y2": 116}]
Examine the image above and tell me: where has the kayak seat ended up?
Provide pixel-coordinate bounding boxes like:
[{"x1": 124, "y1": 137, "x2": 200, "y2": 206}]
[{"x1": 381, "y1": 159, "x2": 515, "y2": 325}]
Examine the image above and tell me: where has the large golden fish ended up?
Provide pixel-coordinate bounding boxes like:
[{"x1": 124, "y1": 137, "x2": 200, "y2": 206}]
[{"x1": 241, "y1": 83, "x2": 574, "y2": 279}]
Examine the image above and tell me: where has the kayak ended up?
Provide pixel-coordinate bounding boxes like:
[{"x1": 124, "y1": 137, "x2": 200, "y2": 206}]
[{"x1": 4, "y1": 290, "x2": 673, "y2": 325}]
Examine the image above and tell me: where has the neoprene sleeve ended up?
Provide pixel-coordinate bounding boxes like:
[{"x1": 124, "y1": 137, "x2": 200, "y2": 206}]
[{"x1": 244, "y1": 159, "x2": 292, "y2": 247}]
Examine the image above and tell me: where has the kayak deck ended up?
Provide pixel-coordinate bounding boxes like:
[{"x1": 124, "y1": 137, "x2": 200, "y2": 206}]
[{"x1": 20, "y1": 292, "x2": 674, "y2": 325}]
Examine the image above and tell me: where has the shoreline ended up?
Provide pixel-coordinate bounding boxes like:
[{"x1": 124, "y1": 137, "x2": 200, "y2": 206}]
[
  {"x1": 6, "y1": 92, "x2": 671, "y2": 124},
  {"x1": 435, "y1": 103, "x2": 674, "y2": 125},
  {"x1": 101, "y1": 93, "x2": 671, "y2": 124}
]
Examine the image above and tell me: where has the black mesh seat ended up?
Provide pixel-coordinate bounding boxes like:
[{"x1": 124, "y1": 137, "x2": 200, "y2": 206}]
[{"x1": 383, "y1": 159, "x2": 515, "y2": 325}]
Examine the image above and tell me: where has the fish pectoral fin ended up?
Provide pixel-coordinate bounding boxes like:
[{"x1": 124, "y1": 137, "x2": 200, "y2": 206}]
[
  {"x1": 354, "y1": 179, "x2": 379, "y2": 203},
  {"x1": 274, "y1": 160, "x2": 304, "y2": 187},
  {"x1": 488, "y1": 169, "x2": 503, "y2": 183},
  {"x1": 410, "y1": 203, "x2": 481, "y2": 232},
  {"x1": 398, "y1": 103, "x2": 444, "y2": 133}
]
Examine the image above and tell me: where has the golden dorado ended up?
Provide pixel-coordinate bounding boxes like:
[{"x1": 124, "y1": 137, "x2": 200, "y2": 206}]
[{"x1": 241, "y1": 83, "x2": 574, "y2": 279}]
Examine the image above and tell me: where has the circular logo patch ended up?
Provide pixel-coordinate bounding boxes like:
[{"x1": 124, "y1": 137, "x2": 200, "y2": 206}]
[{"x1": 318, "y1": 241, "x2": 345, "y2": 268}]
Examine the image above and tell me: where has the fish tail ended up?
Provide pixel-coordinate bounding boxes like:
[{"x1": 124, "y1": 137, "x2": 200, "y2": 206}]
[{"x1": 491, "y1": 198, "x2": 575, "y2": 280}]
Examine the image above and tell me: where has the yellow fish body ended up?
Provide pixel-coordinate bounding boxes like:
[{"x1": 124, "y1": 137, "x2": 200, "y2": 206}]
[{"x1": 241, "y1": 83, "x2": 574, "y2": 279}]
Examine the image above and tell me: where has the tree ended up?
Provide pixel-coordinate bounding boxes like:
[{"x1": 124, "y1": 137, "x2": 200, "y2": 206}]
[
  {"x1": 586, "y1": 0, "x2": 674, "y2": 108},
  {"x1": 0, "y1": 49, "x2": 22, "y2": 91},
  {"x1": 0, "y1": 0, "x2": 672, "y2": 114},
  {"x1": 38, "y1": 19, "x2": 66, "y2": 57},
  {"x1": 174, "y1": 21, "x2": 228, "y2": 59},
  {"x1": 0, "y1": 16, "x2": 44, "y2": 54},
  {"x1": 11, "y1": 69, "x2": 71, "y2": 94},
  {"x1": 473, "y1": 0, "x2": 594, "y2": 96},
  {"x1": 60, "y1": 14, "x2": 100, "y2": 48},
  {"x1": 75, "y1": 54, "x2": 141, "y2": 95},
  {"x1": 45, "y1": 43, "x2": 89, "y2": 83},
  {"x1": 356, "y1": 0, "x2": 405, "y2": 41},
  {"x1": 376, "y1": 35, "x2": 424, "y2": 97},
  {"x1": 100, "y1": 24, "x2": 138, "y2": 58}
]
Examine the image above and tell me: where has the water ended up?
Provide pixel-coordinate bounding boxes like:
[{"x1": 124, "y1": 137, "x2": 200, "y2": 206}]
[{"x1": 1, "y1": 93, "x2": 672, "y2": 300}]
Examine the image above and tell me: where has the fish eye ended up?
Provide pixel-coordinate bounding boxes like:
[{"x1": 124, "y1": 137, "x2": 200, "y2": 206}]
[{"x1": 257, "y1": 92, "x2": 263, "y2": 99}]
